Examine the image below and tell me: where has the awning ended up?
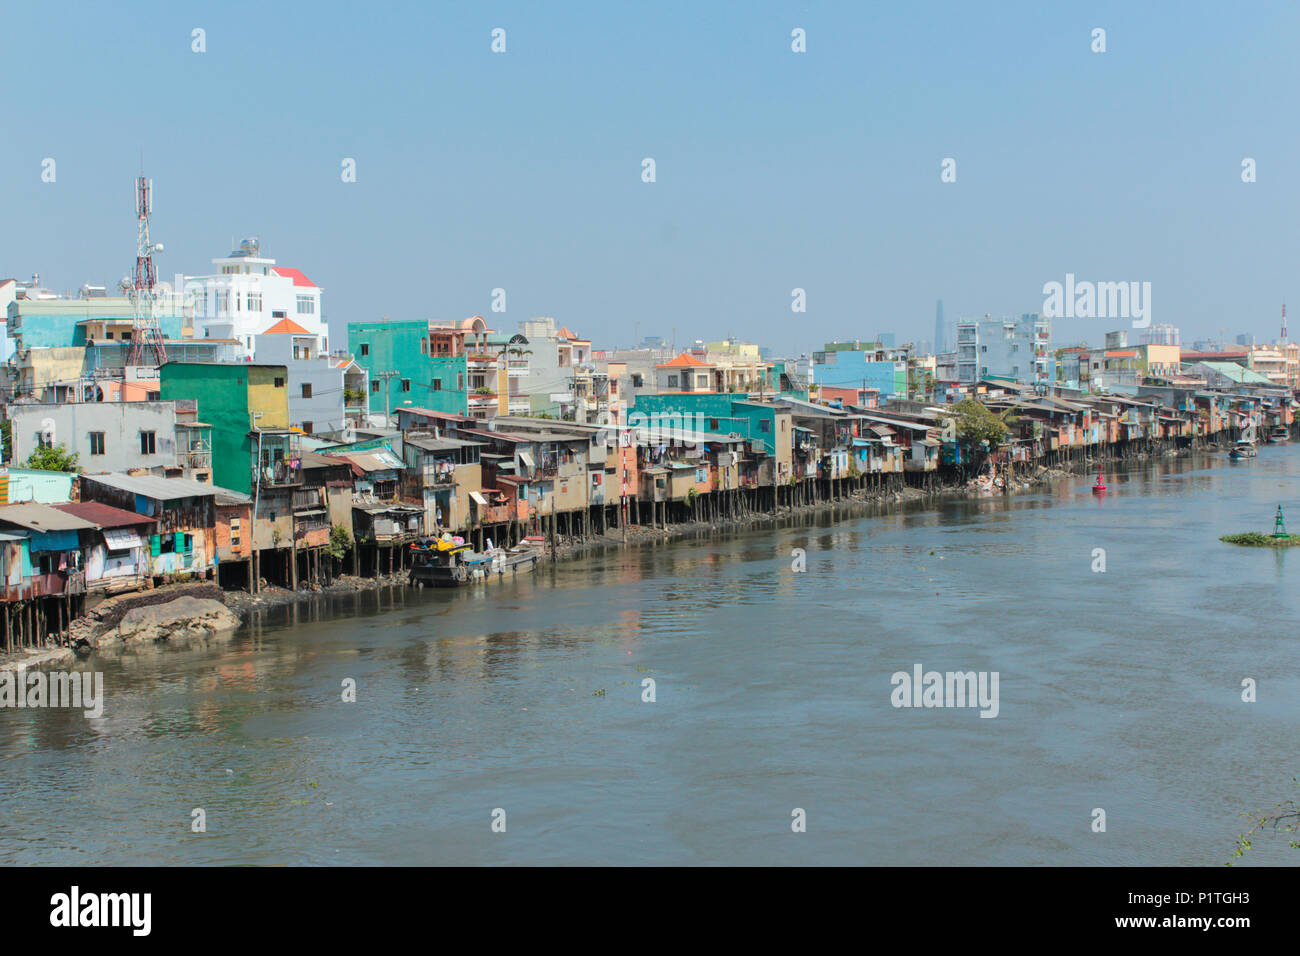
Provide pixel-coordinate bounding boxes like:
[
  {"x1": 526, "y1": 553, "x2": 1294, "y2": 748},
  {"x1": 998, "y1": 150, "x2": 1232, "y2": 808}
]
[
  {"x1": 469, "y1": 491, "x2": 489, "y2": 506},
  {"x1": 103, "y1": 529, "x2": 142, "y2": 551},
  {"x1": 27, "y1": 529, "x2": 80, "y2": 553},
  {"x1": 519, "y1": 451, "x2": 536, "y2": 468},
  {"x1": 293, "y1": 508, "x2": 327, "y2": 517}
]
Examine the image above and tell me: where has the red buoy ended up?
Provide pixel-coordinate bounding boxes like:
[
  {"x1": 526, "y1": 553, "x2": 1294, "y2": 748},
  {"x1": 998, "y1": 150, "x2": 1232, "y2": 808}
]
[{"x1": 1092, "y1": 464, "x2": 1107, "y2": 494}]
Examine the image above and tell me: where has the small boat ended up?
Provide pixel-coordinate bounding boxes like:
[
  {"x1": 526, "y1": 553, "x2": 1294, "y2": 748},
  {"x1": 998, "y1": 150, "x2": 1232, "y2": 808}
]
[
  {"x1": 408, "y1": 534, "x2": 542, "y2": 588},
  {"x1": 1266, "y1": 426, "x2": 1289, "y2": 444},
  {"x1": 1229, "y1": 440, "x2": 1258, "y2": 461},
  {"x1": 1092, "y1": 465, "x2": 1107, "y2": 494}
]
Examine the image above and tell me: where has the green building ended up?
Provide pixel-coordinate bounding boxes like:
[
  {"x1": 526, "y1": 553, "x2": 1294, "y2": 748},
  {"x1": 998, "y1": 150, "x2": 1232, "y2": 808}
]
[
  {"x1": 630, "y1": 394, "x2": 783, "y2": 455},
  {"x1": 348, "y1": 318, "x2": 474, "y2": 419},
  {"x1": 160, "y1": 363, "x2": 291, "y2": 495}
]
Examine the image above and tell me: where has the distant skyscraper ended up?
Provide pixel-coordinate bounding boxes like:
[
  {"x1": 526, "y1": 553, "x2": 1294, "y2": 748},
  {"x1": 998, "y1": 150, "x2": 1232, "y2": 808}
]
[
  {"x1": 934, "y1": 300, "x2": 948, "y2": 352},
  {"x1": 1141, "y1": 324, "x2": 1180, "y2": 346}
]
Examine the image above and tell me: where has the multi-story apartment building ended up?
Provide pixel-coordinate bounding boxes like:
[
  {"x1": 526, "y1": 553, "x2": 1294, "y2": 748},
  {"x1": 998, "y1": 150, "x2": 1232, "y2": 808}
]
[
  {"x1": 954, "y1": 313, "x2": 1051, "y2": 385},
  {"x1": 809, "y1": 341, "x2": 909, "y2": 397},
  {"x1": 183, "y1": 238, "x2": 327, "y2": 357},
  {"x1": 254, "y1": 320, "x2": 370, "y2": 436},
  {"x1": 3, "y1": 289, "x2": 224, "y2": 401}
]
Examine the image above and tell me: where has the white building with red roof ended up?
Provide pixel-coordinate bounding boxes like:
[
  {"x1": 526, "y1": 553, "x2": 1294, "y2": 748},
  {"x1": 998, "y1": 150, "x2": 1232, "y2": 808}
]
[{"x1": 182, "y1": 237, "x2": 327, "y2": 357}]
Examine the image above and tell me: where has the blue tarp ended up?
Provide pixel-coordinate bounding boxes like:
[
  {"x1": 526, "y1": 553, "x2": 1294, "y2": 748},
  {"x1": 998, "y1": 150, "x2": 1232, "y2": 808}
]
[{"x1": 27, "y1": 529, "x2": 80, "y2": 553}]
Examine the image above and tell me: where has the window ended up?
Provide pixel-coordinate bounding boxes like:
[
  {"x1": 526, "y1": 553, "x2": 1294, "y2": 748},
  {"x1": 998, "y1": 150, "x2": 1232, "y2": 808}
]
[
  {"x1": 296, "y1": 295, "x2": 316, "y2": 315},
  {"x1": 301, "y1": 421, "x2": 313, "y2": 434},
  {"x1": 140, "y1": 430, "x2": 156, "y2": 455},
  {"x1": 668, "y1": 375, "x2": 679, "y2": 388},
  {"x1": 433, "y1": 379, "x2": 442, "y2": 391},
  {"x1": 272, "y1": 310, "x2": 286, "y2": 319},
  {"x1": 360, "y1": 343, "x2": 369, "y2": 356},
  {"x1": 709, "y1": 418, "x2": 719, "y2": 430},
  {"x1": 216, "y1": 291, "x2": 229, "y2": 311},
  {"x1": 760, "y1": 420, "x2": 771, "y2": 433},
  {"x1": 301, "y1": 383, "x2": 312, "y2": 398},
  {"x1": 457, "y1": 373, "x2": 464, "y2": 390},
  {"x1": 371, "y1": 380, "x2": 380, "y2": 393},
  {"x1": 401, "y1": 379, "x2": 411, "y2": 392},
  {"x1": 105, "y1": 331, "x2": 114, "y2": 340},
  {"x1": 631, "y1": 373, "x2": 643, "y2": 387},
  {"x1": 420, "y1": 338, "x2": 428, "y2": 354},
  {"x1": 246, "y1": 293, "x2": 262, "y2": 312},
  {"x1": 89, "y1": 432, "x2": 106, "y2": 455},
  {"x1": 274, "y1": 377, "x2": 285, "y2": 388}
]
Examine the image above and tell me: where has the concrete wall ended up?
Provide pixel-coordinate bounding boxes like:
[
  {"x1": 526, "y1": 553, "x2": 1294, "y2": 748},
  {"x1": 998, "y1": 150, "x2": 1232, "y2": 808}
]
[
  {"x1": 9, "y1": 401, "x2": 180, "y2": 473},
  {"x1": 254, "y1": 334, "x2": 348, "y2": 433}
]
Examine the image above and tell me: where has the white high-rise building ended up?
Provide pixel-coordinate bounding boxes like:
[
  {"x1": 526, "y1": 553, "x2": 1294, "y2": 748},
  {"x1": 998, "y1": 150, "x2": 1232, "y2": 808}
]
[
  {"x1": 183, "y1": 238, "x2": 327, "y2": 357},
  {"x1": 955, "y1": 312, "x2": 1052, "y2": 385}
]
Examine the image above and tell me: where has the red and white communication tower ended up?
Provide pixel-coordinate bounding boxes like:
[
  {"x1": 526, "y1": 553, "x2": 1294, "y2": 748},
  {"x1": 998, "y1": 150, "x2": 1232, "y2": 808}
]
[
  {"x1": 126, "y1": 175, "x2": 168, "y2": 367},
  {"x1": 1281, "y1": 303, "x2": 1288, "y2": 344}
]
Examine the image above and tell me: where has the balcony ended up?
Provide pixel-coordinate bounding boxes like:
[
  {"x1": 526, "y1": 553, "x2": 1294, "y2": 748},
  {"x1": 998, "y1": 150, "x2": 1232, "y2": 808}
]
[
  {"x1": 478, "y1": 503, "x2": 514, "y2": 524},
  {"x1": 252, "y1": 460, "x2": 303, "y2": 488},
  {"x1": 178, "y1": 450, "x2": 212, "y2": 470}
]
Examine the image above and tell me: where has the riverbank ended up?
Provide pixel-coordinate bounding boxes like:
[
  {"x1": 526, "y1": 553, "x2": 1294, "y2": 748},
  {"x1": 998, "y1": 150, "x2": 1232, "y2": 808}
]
[{"x1": 0, "y1": 441, "x2": 1215, "y2": 665}]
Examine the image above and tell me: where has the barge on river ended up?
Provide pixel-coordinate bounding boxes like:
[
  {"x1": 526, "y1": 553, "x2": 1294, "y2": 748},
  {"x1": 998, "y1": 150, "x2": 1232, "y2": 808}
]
[{"x1": 408, "y1": 534, "x2": 543, "y2": 588}]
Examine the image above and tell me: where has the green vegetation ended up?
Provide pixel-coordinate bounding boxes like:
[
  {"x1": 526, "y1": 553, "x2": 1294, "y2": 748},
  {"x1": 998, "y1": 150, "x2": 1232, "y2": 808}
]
[
  {"x1": 1219, "y1": 533, "x2": 1300, "y2": 548},
  {"x1": 24, "y1": 442, "x2": 79, "y2": 473},
  {"x1": 1229, "y1": 779, "x2": 1300, "y2": 864},
  {"x1": 951, "y1": 399, "x2": 1015, "y2": 457},
  {"x1": 325, "y1": 525, "x2": 352, "y2": 561}
]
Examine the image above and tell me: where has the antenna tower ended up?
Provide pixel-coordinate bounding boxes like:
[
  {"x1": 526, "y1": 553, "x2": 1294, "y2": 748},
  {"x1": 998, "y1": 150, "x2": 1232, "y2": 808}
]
[{"x1": 126, "y1": 175, "x2": 168, "y2": 367}]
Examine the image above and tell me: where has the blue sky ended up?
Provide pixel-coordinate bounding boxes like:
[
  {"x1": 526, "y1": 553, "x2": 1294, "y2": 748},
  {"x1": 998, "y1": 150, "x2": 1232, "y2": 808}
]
[{"x1": 3, "y1": 1, "x2": 1298, "y2": 354}]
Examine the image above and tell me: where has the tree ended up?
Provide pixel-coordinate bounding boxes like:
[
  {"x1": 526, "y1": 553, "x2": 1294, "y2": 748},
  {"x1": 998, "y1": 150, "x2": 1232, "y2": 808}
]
[
  {"x1": 325, "y1": 525, "x2": 352, "y2": 561},
  {"x1": 25, "y1": 442, "x2": 79, "y2": 473},
  {"x1": 952, "y1": 399, "x2": 1012, "y2": 451}
]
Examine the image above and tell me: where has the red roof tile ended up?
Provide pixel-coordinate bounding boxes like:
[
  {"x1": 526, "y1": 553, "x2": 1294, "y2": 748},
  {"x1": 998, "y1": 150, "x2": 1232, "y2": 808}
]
[
  {"x1": 656, "y1": 351, "x2": 713, "y2": 368},
  {"x1": 270, "y1": 267, "x2": 316, "y2": 288},
  {"x1": 263, "y1": 317, "x2": 311, "y2": 335}
]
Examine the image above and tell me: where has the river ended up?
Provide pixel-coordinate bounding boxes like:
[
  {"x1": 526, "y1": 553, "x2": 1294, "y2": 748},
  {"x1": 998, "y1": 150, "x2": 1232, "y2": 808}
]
[{"x1": 2, "y1": 448, "x2": 1298, "y2": 866}]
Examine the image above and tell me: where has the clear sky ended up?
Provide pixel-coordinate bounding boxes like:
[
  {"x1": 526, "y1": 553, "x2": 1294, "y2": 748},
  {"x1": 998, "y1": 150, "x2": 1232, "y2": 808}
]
[{"x1": 3, "y1": 1, "x2": 1298, "y2": 355}]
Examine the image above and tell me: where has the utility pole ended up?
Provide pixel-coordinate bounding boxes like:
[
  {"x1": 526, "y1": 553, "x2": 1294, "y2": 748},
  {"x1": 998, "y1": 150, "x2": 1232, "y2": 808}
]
[
  {"x1": 375, "y1": 369, "x2": 399, "y2": 424},
  {"x1": 250, "y1": 411, "x2": 264, "y2": 594}
]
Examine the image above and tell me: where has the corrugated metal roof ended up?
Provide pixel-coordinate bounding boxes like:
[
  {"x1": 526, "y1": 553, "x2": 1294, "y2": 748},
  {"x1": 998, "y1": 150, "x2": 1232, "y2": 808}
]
[
  {"x1": 327, "y1": 449, "x2": 404, "y2": 471},
  {"x1": 0, "y1": 503, "x2": 98, "y2": 531},
  {"x1": 404, "y1": 435, "x2": 484, "y2": 451},
  {"x1": 81, "y1": 473, "x2": 218, "y2": 500},
  {"x1": 52, "y1": 501, "x2": 156, "y2": 529}
]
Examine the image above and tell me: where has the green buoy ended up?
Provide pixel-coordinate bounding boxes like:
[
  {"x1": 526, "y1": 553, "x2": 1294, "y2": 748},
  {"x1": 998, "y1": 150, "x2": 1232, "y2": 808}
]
[{"x1": 1273, "y1": 504, "x2": 1290, "y2": 540}]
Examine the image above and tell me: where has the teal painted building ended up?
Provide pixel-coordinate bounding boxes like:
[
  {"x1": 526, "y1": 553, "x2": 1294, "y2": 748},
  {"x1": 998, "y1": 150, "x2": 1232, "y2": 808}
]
[
  {"x1": 347, "y1": 318, "x2": 474, "y2": 418},
  {"x1": 7, "y1": 297, "x2": 184, "y2": 350},
  {"x1": 630, "y1": 394, "x2": 783, "y2": 455}
]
